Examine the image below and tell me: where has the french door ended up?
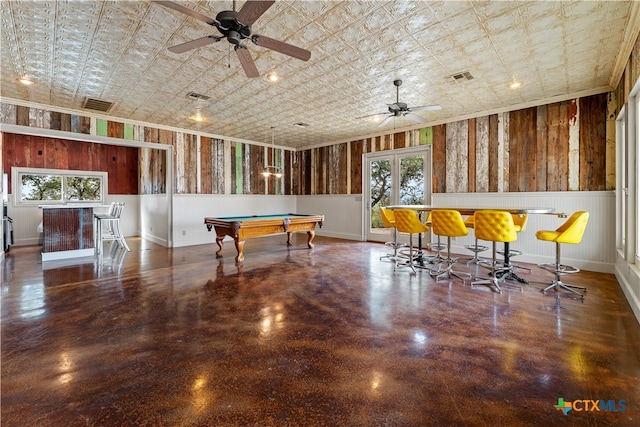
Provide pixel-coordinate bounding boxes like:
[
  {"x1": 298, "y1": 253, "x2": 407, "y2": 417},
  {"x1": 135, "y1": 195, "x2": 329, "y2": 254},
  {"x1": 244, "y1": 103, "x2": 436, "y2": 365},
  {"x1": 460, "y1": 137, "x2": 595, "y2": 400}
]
[{"x1": 364, "y1": 146, "x2": 432, "y2": 243}]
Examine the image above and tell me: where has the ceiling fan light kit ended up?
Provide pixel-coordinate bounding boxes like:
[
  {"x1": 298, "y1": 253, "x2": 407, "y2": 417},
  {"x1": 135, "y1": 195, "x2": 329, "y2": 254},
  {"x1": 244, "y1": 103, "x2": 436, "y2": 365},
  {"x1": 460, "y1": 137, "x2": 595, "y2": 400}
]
[{"x1": 153, "y1": 0, "x2": 311, "y2": 78}]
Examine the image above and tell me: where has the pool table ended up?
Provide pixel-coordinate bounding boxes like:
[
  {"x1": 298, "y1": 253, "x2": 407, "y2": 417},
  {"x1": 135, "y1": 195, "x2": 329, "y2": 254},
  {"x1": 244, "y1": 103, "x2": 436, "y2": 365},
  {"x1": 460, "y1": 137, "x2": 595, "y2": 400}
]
[{"x1": 204, "y1": 213, "x2": 324, "y2": 262}]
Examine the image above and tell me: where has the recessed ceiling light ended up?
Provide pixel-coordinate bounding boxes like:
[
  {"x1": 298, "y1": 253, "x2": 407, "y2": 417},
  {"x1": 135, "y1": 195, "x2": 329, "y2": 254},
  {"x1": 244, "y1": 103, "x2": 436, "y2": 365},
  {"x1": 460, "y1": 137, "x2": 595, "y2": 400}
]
[
  {"x1": 16, "y1": 76, "x2": 34, "y2": 86},
  {"x1": 510, "y1": 80, "x2": 522, "y2": 89},
  {"x1": 267, "y1": 72, "x2": 279, "y2": 82}
]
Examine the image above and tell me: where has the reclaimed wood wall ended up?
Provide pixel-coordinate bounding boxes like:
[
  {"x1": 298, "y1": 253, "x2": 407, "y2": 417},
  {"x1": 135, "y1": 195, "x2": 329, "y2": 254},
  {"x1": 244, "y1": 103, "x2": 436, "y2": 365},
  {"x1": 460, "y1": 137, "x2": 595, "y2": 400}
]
[
  {"x1": 2, "y1": 133, "x2": 138, "y2": 194},
  {"x1": 1, "y1": 90, "x2": 613, "y2": 198}
]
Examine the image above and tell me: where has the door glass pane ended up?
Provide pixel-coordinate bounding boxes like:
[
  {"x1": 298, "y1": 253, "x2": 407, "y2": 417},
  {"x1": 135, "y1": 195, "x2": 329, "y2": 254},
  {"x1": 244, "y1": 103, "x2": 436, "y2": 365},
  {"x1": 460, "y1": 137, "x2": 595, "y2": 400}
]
[
  {"x1": 399, "y1": 155, "x2": 424, "y2": 205},
  {"x1": 370, "y1": 159, "x2": 392, "y2": 230}
]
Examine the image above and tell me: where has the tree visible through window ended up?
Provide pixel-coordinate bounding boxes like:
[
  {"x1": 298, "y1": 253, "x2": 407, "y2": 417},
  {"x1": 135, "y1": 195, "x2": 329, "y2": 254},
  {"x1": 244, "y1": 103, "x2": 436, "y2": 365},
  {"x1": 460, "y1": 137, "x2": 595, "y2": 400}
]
[{"x1": 14, "y1": 168, "x2": 106, "y2": 205}]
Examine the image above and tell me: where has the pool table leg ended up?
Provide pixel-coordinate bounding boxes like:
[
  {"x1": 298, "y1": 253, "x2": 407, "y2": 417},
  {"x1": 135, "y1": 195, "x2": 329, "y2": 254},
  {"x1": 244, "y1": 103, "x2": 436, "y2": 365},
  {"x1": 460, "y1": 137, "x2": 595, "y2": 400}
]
[
  {"x1": 215, "y1": 236, "x2": 225, "y2": 258},
  {"x1": 234, "y1": 239, "x2": 245, "y2": 263},
  {"x1": 286, "y1": 232, "x2": 293, "y2": 246},
  {"x1": 307, "y1": 231, "x2": 315, "y2": 248}
]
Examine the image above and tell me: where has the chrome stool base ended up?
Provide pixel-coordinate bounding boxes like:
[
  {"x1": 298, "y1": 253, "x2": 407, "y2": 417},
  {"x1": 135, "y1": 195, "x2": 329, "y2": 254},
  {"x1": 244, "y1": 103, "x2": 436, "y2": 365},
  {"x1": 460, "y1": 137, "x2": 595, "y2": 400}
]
[{"x1": 538, "y1": 263, "x2": 585, "y2": 298}]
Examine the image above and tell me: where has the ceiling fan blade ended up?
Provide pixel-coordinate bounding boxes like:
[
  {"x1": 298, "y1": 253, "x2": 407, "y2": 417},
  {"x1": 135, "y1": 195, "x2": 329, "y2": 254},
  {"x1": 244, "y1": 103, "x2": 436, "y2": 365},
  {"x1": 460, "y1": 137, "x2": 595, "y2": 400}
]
[
  {"x1": 251, "y1": 35, "x2": 311, "y2": 61},
  {"x1": 356, "y1": 112, "x2": 388, "y2": 119},
  {"x1": 235, "y1": 46, "x2": 260, "y2": 78},
  {"x1": 152, "y1": 1, "x2": 219, "y2": 26},
  {"x1": 378, "y1": 115, "x2": 394, "y2": 128},
  {"x1": 236, "y1": 0, "x2": 275, "y2": 26},
  {"x1": 404, "y1": 113, "x2": 426, "y2": 124},
  {"x1": 410, "y1": 105, "x2": 442, "y2": 112},
  {"x1": 168, "y1": 36, "x2": 221, "y2": 54}
]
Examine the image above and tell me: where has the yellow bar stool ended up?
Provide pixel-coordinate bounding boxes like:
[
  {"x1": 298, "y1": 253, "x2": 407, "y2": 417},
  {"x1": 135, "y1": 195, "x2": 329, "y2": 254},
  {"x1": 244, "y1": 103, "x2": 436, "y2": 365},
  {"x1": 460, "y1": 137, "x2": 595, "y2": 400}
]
[
  {"x1": 536, "y1": 211, "x2": 589, "y2": 299},
  {"x1": 392, "y1": 209, "x2": 430, "y2": 274},
  {"x1": 497, "y1": 213, "x2": 532, "y2": 276},
  {"x1": 471, "y1": 210, "x2": 522, "y2": 294},
  {"x1": 463, "y1": 215, "x2": 488, "y2": 266},
  {"x1": 429, "y1": 209, "x2": 472, "y2": 282},
  {"x1": 379, "y1": 207, "x2": 406, "y2": 262}
]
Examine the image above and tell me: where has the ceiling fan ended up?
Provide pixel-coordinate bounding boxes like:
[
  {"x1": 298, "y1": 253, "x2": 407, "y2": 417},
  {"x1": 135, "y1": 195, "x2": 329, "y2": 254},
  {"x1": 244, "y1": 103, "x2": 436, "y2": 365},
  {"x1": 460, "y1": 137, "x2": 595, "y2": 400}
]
[
  {"x1": 359, "y1": 79, "x2": 442, "y2": 127},
  {"x1": 153, "y1": 0, "x2": 311, "y2": 78}
]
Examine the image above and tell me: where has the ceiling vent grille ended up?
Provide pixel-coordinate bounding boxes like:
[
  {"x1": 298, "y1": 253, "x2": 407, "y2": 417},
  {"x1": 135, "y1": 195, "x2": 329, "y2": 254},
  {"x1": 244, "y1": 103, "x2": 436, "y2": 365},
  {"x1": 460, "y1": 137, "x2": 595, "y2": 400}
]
[
  {"x1": 83, "y1": 97, "x2": 113, "y2": 112},
  {"x1": 186, "y1": 91, "x2": 211, "y2": 101},
  {"x1": 444, "y1": 71, "x2": 474, "y2": 84}
]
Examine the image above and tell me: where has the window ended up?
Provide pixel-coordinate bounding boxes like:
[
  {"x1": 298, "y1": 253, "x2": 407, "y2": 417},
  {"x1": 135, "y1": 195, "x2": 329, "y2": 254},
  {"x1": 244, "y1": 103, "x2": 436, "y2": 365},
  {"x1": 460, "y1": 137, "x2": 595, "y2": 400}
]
[{"x1": 13, "y1": 167, "x2": 107, "y2": 206}]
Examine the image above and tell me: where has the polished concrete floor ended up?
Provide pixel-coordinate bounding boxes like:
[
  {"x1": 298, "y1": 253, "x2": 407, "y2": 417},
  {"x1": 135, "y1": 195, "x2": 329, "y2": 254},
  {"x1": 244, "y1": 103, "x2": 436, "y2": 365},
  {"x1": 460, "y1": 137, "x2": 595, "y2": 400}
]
[{"x1": 1, "y1": 236, "x2": 639, "y2": 426}]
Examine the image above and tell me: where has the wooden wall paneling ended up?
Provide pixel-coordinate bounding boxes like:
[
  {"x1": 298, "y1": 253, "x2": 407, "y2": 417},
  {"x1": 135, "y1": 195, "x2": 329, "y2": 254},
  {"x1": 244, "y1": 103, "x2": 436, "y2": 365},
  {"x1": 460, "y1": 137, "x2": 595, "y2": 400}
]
[
  {"x1": 144, "y1": 127, "x2": 159, "y2": 143},
  {"x1": 488, "y1": 114, "x2": 499, "y2": 192},
  {"x1": 284, "y1": 150, "x2": 292, "y2": 195},
  {"x1": 292, "y1": 151, "x2": 300, "y2": 195},
  {"x1": 30, "y1": 134, "x2": 45, "y2": 169},
  {"x1": 0, "y1": 103, "x2": 17, "y2": 124},
  {"x1": 230, "y1": 143, "x2": 238, "y2": 194},
  {"x1": 60, "y1": 113, "x2": 72, "y2": 132},
  {"x1": 127, "y1": 145, "x2": 139, "y2": 194},
  {"x1": 15, "y1": 106, "x2": 29, "y2": 126},
  {"x1": 394, "y1": 131, "x2": 406, "y2": 149},
  {"x1": 303, "y1": 150, "x2": 312, "y2": 195},
  {"x1": 213, "y1": 139, "x2": 224, "y2": 194},
  {"x1": 509, "y1": 107, "x2": 537, "y2": 192},
  {"x1": 432, "y1": 124, "x2": 446, "y2": 194},
  {"x1": 242, "y1": 143, "x2": 251, "y2": 195},
  {"x1": 29, "y1": 108, "x2": 49, "y2": 128},
  {"x1": 313, "y1": 147, "x2": 323, "y2": 195},
  {"x1": 350, "y1": 140, "x2": 363, "y2": 194},
  {"x1": 475, "y1": 117, "x2": 489, "y2": 192},
  {"x1": 107, "y1": 144, "x2": 120, "y2": 194},
  {"x1": 546, "y1": 102, "x2": 570, "y2": 191},
  {"x1": 107, "y1": 121, "x2": 125, "y2": 139},
  {"x1": 43, "y1": 137, "x2": 56, "y2": 169},
  {"x1": 502, "y1": 112, "x2": 509, "y2": 192},
  {"x1": 384, "y1": 134, "x2": 392, "y2": 151},
  {"x1": 184, "y1": 134, "x2": 198, "y2": 194},
  {"x1": 200, "y1": 136, "x2": 212, "y2": 194},
  {"x1": 467, "y1": 118, "x2": 476, "y2": 193},
  {"x1": 174, "y1": 132, "x2": 184, "y2": 193},
  {"x1": 536, "y1": 106, "x2": 548, "y2": 191},
  {"x1": 445, "y1": 120, "x2": 468, "y2": 193},
  {"x1": 79, "y1": 116, "x2": 91, "y2": 134},
  {"x1": 50, "y1": 111, "x2": 62, "y2": 130},
  {"x1": 579, "y1": 93, "x2": 607, "y2": 191},
  {"x1": 67, "y1": 138, "x2": 83, "y2": 171},
  {"x1": 54, "y1": 138, "x2": 69, "y2": 170},
  {"x1": 70, "y1": 115, "x2": 81, "y2": 134},
  {"x1": 605, "y1": 92, "x2": 617, "y2": 190},
  {"x1": 328, "y1": 143, "x2": 347, "y2": 194}
]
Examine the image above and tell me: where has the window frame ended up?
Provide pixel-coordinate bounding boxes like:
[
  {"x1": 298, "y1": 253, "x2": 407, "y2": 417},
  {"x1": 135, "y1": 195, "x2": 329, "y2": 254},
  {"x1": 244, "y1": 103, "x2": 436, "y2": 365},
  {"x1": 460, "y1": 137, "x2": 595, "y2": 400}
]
[{"x1": 12, "y1": 167, "x2": 108, "y2": 206}]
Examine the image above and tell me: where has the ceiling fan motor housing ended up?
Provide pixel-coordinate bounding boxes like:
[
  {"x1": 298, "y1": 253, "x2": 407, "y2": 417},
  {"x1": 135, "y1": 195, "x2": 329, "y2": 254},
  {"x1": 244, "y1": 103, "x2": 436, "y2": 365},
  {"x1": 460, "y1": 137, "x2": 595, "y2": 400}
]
[{"x1": 216, "y1": 10, "x2": 251, "y2": 44}]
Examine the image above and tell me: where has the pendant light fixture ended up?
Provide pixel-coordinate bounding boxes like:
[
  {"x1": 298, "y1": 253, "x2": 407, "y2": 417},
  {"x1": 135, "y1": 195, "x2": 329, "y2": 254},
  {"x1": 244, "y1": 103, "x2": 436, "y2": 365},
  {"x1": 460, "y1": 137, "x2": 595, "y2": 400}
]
[{"x1": 262, "y1": 126, "x2": 283, "y2": 178}]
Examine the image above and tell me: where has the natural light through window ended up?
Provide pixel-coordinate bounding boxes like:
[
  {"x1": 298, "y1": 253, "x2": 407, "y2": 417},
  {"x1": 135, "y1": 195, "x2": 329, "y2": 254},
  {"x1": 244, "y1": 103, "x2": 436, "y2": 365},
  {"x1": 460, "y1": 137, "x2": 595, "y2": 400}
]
[{"x1": 13, "y1": 167, "x2": 107, "y2": 206}]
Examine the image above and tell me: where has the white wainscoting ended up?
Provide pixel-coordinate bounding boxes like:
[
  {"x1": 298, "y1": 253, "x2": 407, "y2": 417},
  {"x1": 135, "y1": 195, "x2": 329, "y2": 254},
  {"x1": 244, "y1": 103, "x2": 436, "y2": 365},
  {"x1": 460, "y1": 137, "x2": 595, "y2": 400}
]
[
  {"x1": 432, "y1": 191, "x2": 615, "y2": 274},
  {"x1": 296, "y1": 194, "x2": 363, "y2": 241},
  {"x1": 171, "y1": 194, "x2": 297, "y2": 247}
]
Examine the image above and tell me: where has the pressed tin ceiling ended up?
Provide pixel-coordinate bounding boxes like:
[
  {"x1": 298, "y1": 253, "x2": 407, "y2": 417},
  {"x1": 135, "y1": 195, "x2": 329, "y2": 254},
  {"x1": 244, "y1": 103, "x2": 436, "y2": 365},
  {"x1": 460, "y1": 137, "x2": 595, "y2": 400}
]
[{"x1": 1, "y1": 1, "x2": 639, "y2": 149}]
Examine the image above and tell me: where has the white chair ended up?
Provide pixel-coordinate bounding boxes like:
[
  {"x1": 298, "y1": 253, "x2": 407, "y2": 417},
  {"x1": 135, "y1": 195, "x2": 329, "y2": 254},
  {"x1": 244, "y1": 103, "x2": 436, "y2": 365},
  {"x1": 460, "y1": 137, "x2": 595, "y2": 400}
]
[{"x1": 94, "y1": 202, "x2": 129, "y2": 254}]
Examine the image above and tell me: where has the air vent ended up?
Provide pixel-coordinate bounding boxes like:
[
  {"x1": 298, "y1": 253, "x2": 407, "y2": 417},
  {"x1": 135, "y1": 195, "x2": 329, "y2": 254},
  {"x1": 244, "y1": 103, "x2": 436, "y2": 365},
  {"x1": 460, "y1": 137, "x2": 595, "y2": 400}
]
[
  {"x1": 294, "y1": 122, "x2": 311, "y2": 128},
  {"x1": 186, "y1": 91, "x2": 211, "y2": 101},
  {"x1": 444, "y1": 71, "x2": 474, "y2": 84},
  {"x1": 83, "y1": 98, "x2": 113, "y2": 112}
]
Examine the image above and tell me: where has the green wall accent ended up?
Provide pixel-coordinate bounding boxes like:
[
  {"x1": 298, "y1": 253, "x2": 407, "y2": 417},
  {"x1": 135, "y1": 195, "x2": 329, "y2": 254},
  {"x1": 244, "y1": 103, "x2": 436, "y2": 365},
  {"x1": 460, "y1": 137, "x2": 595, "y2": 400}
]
[
  {"x1": 96, "y1": 119, "x2": 107, "y2": 136},
  {"x1": 419, "y1": 127, "x2": 432, "y2": 145},
  {"x1": 124, "y1": 123, "x2": 134, "y2": 140}
]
